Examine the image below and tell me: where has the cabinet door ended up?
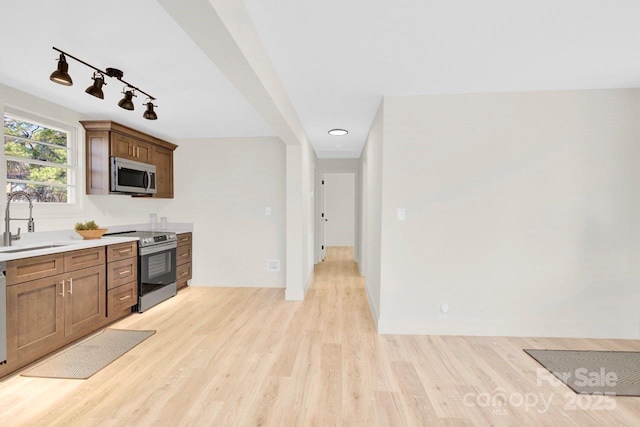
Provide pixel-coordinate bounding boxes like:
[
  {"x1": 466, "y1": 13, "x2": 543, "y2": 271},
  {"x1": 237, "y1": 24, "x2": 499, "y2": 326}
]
[
  {"x1": 152, "y1": 145, "x2": 173, "y2": 198},
  {"x1": 64, "y1": 265, "x2": 106, "y2": 337},
  {"x1": 111, "y1": 133, "x2": 153, "y2": 163},
  {"x1": 6, "y1": 276, "x2": 65, "y2": 363}
]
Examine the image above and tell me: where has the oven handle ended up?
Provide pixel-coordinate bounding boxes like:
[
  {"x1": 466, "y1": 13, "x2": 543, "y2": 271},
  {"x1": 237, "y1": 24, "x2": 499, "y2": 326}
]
[{"x1": 139, "y1": 242, "x2": 177, "y2": 256}]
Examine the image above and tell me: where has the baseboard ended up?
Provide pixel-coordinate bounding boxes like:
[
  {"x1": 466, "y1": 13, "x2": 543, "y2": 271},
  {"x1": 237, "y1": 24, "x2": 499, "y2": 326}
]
[
  {"x1": 377, "y1": 318, "x2": 640, "y2": 339},
  {"x1": 304, "y1": 268, "x2": 314, "y2": 295},
  {"x1": 191, "y1": 283, "x2": 285, "y2": 289},
  {"x1": 364, "y1": 281, "x2": 379, "y2": 330},
  {"x1": 285, "y1": 287, "x2": 304, "y2": 301},
  {"x1": 284, "y1": 269, "x2": 313, "y2": 301}
]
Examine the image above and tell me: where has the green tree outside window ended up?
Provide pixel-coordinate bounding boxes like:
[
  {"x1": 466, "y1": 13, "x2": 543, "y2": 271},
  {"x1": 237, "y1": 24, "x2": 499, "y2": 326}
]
[{"x1": 3, "y1": 114, "x2": 72, "y2": 203}]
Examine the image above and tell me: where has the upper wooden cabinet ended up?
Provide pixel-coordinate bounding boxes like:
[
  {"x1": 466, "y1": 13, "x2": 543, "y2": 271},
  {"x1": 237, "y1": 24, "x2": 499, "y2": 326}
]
[
  {"x1": 111, "y1": 132, "x2": 153, "y2": 163},
  {"x1": 80, "y1": 120, "x2": 177, "y2": 198}
]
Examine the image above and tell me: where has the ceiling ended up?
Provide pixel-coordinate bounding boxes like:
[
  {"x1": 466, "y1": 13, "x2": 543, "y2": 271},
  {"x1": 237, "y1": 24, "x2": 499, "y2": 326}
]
[
  {"x1": 2, "y1": 1, "x2": 640, "y2": 158},
  {"x1": 0, "y1": 0, "x2": 274, "y2": 141}
]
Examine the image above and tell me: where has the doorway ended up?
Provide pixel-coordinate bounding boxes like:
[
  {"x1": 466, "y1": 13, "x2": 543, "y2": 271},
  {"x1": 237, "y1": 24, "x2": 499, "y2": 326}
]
[{"x1": 320, "y1": 172, "x2": 356, "y2": 261}]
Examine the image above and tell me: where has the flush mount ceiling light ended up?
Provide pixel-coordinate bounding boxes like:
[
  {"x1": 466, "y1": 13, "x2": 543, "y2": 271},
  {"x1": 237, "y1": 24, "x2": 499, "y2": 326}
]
[
  {"x1": 49, "y1": 47, "x2": 158, "y2": 120},
  {"x1": 328, "y1": 128, "x2": 348, "y2": 136}
]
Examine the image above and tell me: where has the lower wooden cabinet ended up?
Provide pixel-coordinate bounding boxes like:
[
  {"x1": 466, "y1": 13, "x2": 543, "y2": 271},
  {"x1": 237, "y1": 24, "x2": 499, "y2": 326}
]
[
  {"x1": 6, "y1": 275, "x2": 64, "y2": 364},
  {"x1": 6, "y1": 264, "x2": 106, "y2": 365},
  {"x1": 176, "y1": 232, "x2": 192, "y2": 290},
  {"x1": 107, "y1": 281, "x2": 137, "y2": 318},
  {"x1": 64, "y1": 265, "x2": 105, "y2": 337},
  {"x1": 106, "y1": 242, "x2": 138, "y2": 321},
  {"x1": 1, "y1": 242, "x2": 143, "y2": 378}
]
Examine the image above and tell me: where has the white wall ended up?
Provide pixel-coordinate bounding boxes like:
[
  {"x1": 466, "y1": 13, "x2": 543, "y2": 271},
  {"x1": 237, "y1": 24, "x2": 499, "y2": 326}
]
[
  {"x1": 302, "y1": 142, "x2": 317, "y2": 290},
  {"x1": 377, "y1": 89, "x2": 640, "y2": 338},
  {"x1": 317, "y1": 159, "x2": 360, "y2": 172},
  {"x1": 324, "y1": 173, "x2": 355, "y2": 246},
  {"x1": 359, "y1": 102, "x2": 384, "y2": 326},
  {"x1": 167, "y1": 137, "x2": 286, "y2": 287},
  {"x1": 1, "y1": 83, "x2": 287, "y2": 288}
]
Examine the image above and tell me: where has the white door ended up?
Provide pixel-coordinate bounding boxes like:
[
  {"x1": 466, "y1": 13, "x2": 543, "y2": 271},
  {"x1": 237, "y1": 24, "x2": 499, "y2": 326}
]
[
  {"x1": 320, "y1": 173, "x2": 327, "y2": 261},
  {"x1": 324, "y1": 172, "x2": 356, "y2": 248}
]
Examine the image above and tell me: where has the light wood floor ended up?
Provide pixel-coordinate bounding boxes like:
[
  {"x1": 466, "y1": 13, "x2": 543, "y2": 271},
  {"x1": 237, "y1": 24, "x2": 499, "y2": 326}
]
[{"x1": 1, "y1": 246, "x2": 639, "y2": 426}]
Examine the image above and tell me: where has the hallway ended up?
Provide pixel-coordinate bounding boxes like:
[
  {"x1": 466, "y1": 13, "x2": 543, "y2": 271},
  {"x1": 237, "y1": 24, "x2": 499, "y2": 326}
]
[{"x1": 1, "y1": 247, "x2": 640, "y2": 426}]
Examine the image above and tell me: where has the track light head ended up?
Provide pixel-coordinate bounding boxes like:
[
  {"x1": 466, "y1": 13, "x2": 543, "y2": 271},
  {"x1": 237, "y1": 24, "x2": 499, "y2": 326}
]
[
  {"x1": 118, "y1": 88, "x2": 136, "y2": 111},
  {"x1": 143, "y1": 100, "x2": 158, "y2": 120},
  {"x1": 49, "y1": 54, "x2": 73, "y2": 86},
  {"x1": 85, "y1": 72, "x2": 106, "y2": 99}
]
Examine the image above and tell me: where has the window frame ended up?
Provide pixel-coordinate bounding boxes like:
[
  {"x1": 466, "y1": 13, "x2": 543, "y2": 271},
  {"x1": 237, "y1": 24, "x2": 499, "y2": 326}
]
[{"x1": 2, "y1": 107, "x2": 84, "y2": 218}]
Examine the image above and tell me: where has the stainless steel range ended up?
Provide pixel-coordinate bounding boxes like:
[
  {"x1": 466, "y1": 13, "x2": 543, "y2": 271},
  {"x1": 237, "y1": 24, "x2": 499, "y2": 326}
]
[{"x1": 108, "y1": 230, "x2": 177, "y2": 312}]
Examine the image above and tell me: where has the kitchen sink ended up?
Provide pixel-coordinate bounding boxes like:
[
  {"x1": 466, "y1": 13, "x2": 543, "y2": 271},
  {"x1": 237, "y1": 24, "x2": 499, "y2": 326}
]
[{"x1": 0, "y1": 244, "x2": 69, "y2": 253}]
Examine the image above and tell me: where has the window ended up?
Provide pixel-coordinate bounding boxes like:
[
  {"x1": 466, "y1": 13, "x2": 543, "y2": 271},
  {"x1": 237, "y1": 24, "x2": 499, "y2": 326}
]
[{"x1": 3, "y1": 113, "x2": 76, "y2": 203}]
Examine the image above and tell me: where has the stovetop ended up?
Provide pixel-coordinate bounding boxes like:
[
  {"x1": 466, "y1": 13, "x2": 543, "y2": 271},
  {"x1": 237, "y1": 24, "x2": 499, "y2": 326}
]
[{"x1": 106, "y1": 230, "x2": 177, "y2": 247}]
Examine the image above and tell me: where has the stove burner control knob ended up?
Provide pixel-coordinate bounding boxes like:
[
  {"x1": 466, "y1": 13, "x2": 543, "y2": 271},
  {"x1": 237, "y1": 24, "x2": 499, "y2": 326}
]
[{"x1": 142, "y1": 237, "x2": 154, "y2": 245}]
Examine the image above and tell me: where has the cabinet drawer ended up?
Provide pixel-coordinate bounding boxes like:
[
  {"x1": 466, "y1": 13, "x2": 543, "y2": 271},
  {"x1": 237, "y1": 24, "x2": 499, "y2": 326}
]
[
  {"x1": 64, "y1": 247, "x2": 105, "y2": 272},
  {"x1": 107, "y1": 241, "x2": 137, "y2": 263},
  {"x1": 107, "y1": 257, "x2": 138, "y2": 290},
  {"x1": 6, "y1": 253, "x2": 65, "y2": 285},
  {"x1": 177, "y1": 262, "x2": 192, "y2": 289},
  {"x1": 177, "y1": 232, "x2": 192, "y2": 246},
  {"x1": 107, "y1": 281, "x2": 137, "y2": 318},
  {"x1": 176, "y1": 245, "x2": 192, "y2": 265}
]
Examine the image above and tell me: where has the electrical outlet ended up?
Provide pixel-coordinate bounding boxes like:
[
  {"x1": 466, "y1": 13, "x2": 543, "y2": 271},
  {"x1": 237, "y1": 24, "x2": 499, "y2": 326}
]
[
  {"x1": 397, "y1": 208, "x2": 406, "y2": 221},
  {"x1": 265, "y1": 207, "x2": 271, "y2": 216},
  {"x1": 267, "y1": 259, "x2": 280, "y2": 272},
  {"x1": 439, "y1": 302, "x2": 449, "y2": 319}
]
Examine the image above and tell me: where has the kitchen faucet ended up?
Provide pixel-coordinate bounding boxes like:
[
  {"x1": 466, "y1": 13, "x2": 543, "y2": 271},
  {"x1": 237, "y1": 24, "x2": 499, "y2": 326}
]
[{"x1": 3, "y1": 191, "x2": 36, "y2": 246}]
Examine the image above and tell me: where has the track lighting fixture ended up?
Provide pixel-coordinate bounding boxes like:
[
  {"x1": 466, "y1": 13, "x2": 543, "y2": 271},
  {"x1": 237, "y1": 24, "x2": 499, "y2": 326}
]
[
  {"x1": 49, "y1": 54, "x2": 73, "y2": 86},
  {"x1": 143, "y1": 99, "x2": 158, "y2": 120},
  {"x1": 85, "y1": 72, "x2": 106, "y2": 99},
  {"x1": 49, "y1": 47, "x2": 158, "y2": 120},
  {"x1": 118, "y1": 87, "x2": 136, "y2": 111}
]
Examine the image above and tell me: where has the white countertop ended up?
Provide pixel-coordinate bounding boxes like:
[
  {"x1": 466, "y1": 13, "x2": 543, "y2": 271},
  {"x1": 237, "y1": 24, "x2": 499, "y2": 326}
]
[
  {"x1": 0, "y1": 222, "x2": 193, "y2": 262},
  {"x1": 0, "y1": 236, "x2": 139, "y2": 262}
]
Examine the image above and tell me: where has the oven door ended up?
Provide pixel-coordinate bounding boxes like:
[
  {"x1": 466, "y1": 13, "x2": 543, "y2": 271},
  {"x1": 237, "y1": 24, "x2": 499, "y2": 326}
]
[{"x1": 139, "y1": 242, "x2": 177, "y2": 295}]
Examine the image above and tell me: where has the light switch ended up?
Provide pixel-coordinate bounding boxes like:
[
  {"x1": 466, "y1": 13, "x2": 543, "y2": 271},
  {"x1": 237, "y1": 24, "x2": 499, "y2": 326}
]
[
  {"x1": 397, "y1": 208, "x2": 406, "y2": 221},
  {"x1": 265, "y1": 207, "x2": 271, "y2": 216}
]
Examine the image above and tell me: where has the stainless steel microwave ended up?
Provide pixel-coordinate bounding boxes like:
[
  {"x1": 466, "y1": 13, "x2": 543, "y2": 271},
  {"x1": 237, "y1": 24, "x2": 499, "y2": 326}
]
[{"x1": 110, "y1": 157, "x2": 157, "y2": 195}]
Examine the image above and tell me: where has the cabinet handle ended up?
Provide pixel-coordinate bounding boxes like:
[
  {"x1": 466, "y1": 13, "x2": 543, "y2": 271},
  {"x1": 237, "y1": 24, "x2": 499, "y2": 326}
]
[
  {"x1": 180, "y1": 253, "x2": 188, "y2": 258},
  {"x1": 180, "y1": 272, "x2": 188, "y2": 277},
  {"x1": 118, "y1": 295, "x2": 131, "y2": 301},
  {"x1": 60, "y1": 280, "x2": 65, "y2": 297},
  {"x1": 136, "y1": 146, "x2": 140, "y2": 158},
  {"x1": 118, "y1": 248, "x2": 132, "y2": 254},
  {"x1": 68, "y1": 277, "x2": 73, "y2": 295},
  {"x1": 118, "y1": 270, "x2": 131, "y2": 275}
]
